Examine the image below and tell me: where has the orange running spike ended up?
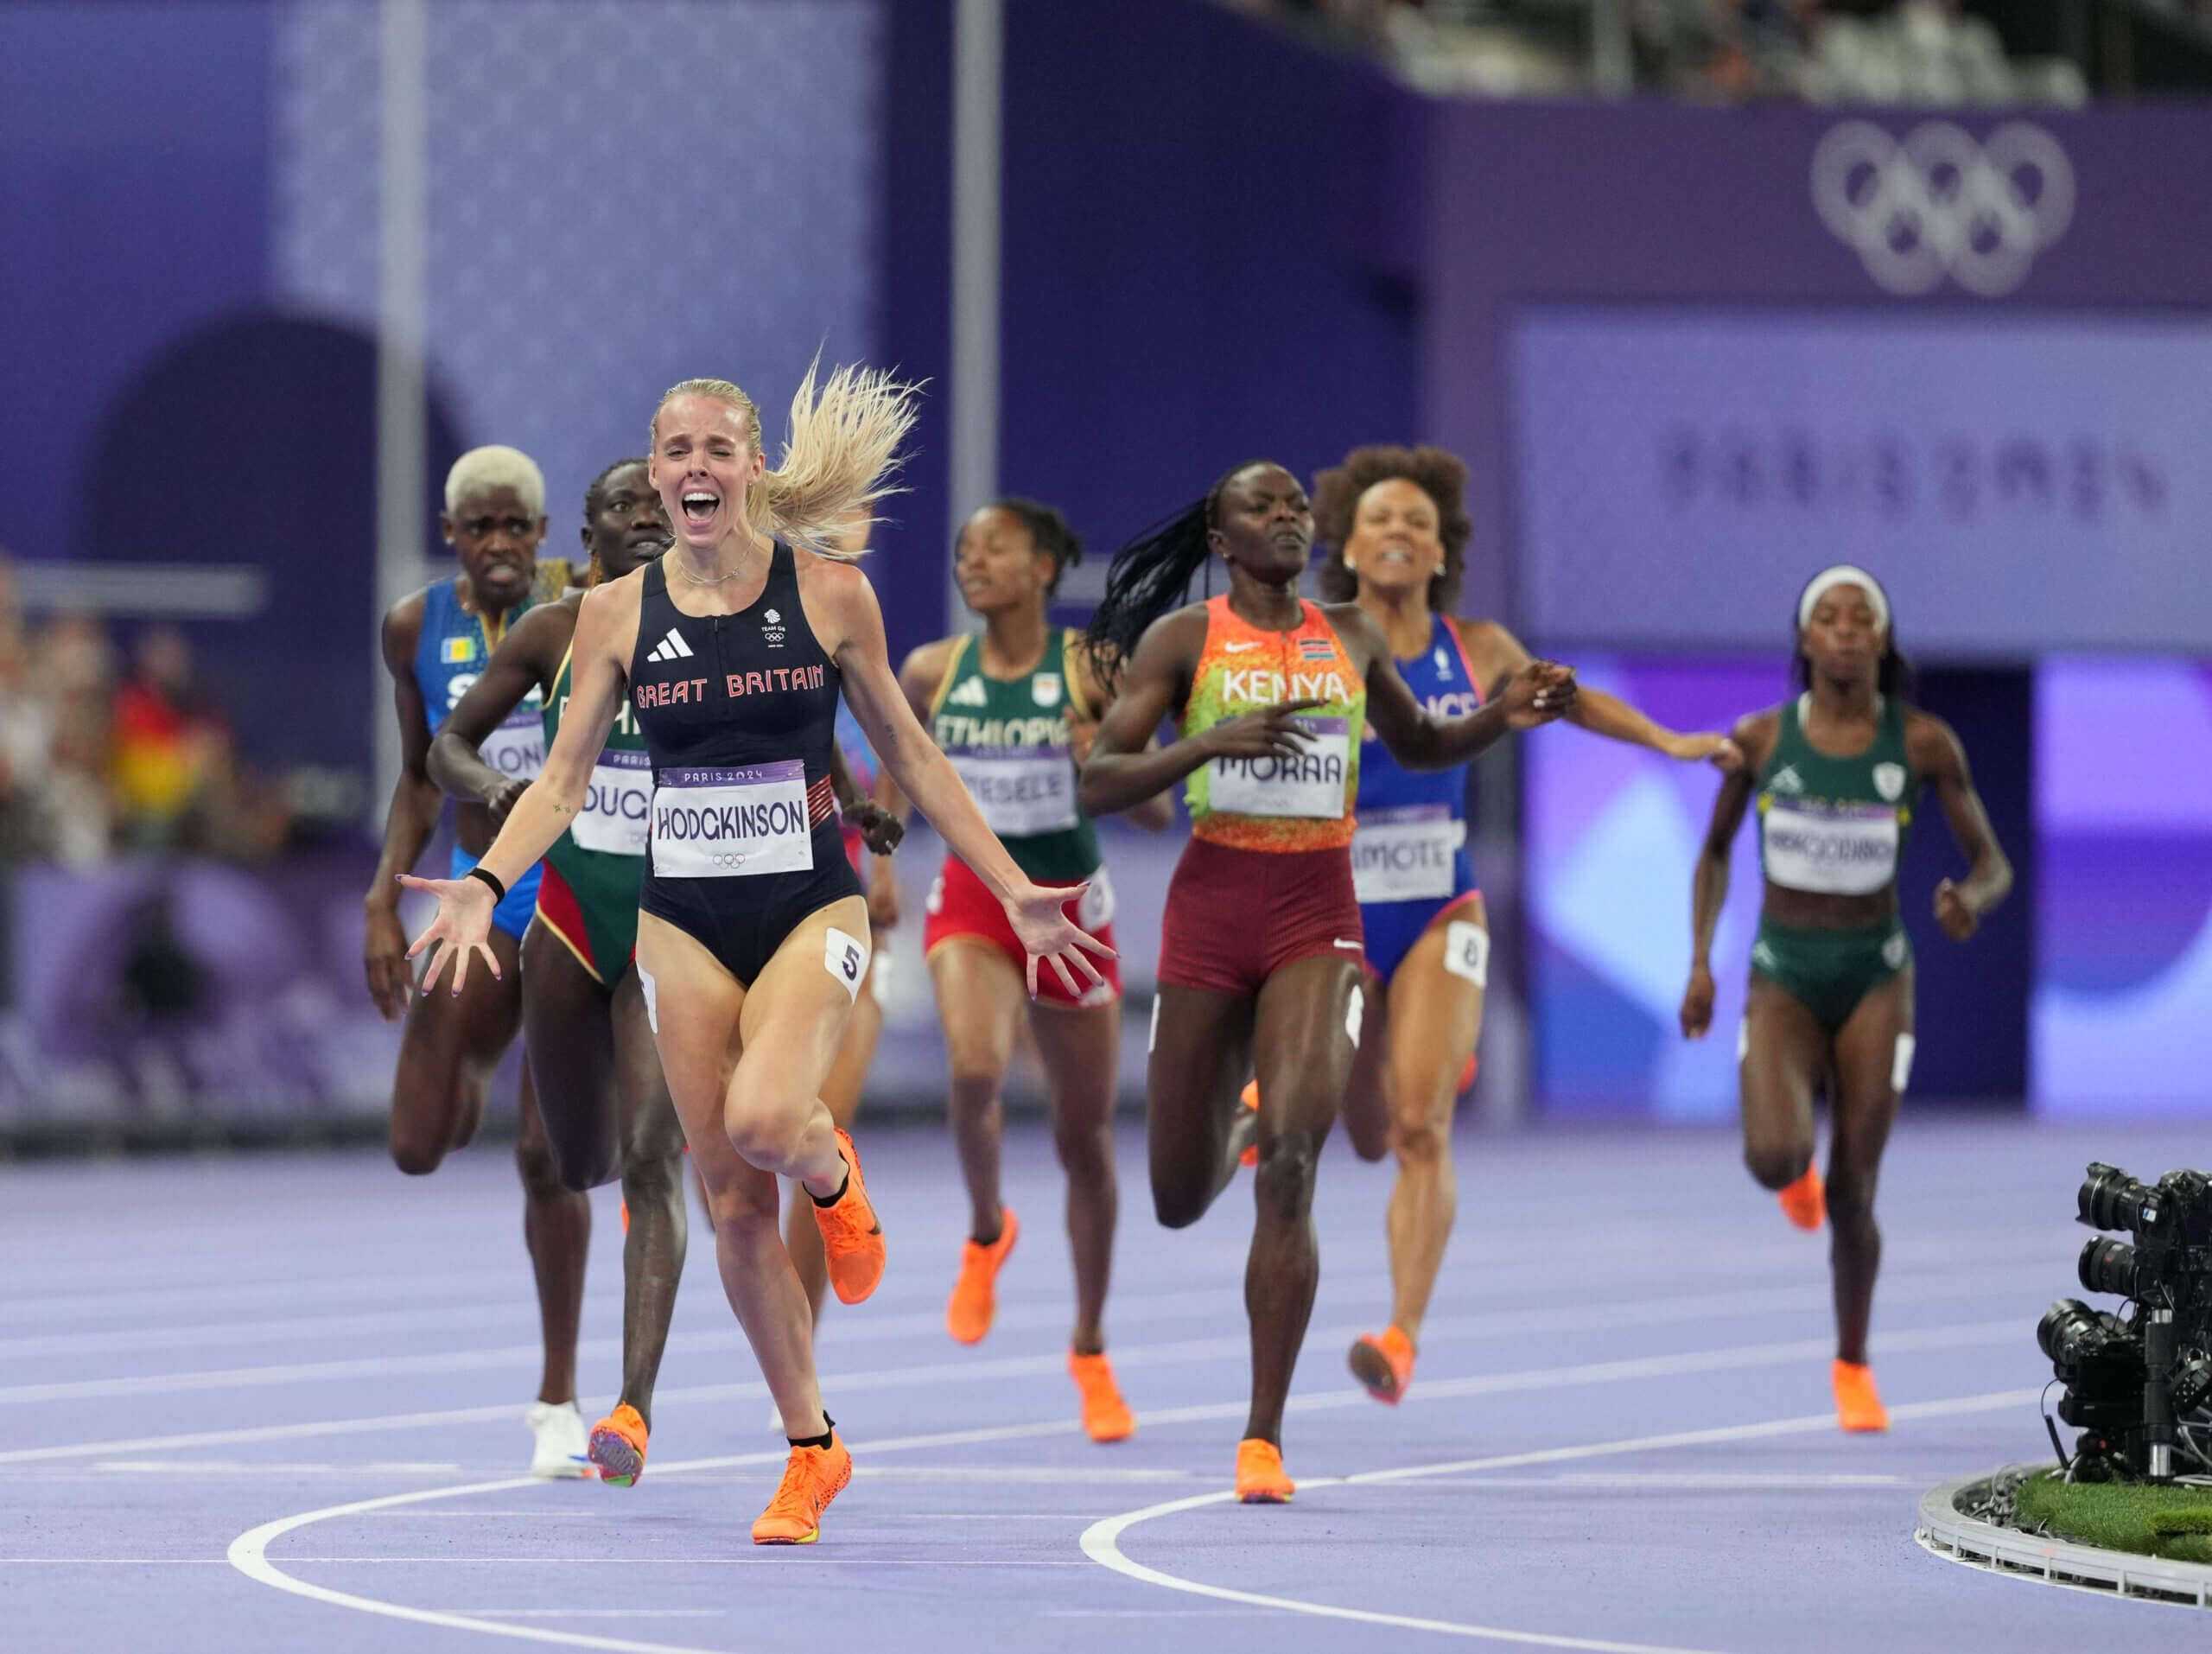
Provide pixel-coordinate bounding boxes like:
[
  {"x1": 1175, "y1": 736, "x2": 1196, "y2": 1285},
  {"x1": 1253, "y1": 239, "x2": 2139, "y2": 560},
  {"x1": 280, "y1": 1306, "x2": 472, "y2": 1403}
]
[
  {"x1": 812, "y1": 1129, "x2": 886, "y2": 1305},
  {"x1": 1238, "y1": 1079, "x2": 1260, "y2": 1167},
  {"x1": 1069, "y1": 1350, "x2": 1135, "y2": 1442},
  {"x1": 946, "y1": 1208, "x2": 1020, "y2": 1345},
  {"x1": 1833, "y1": 1360, "x2": 1889, "y2": 1433},
  {"x1": 751, "y1": 1435, "x2": 854, "y2": 1543},
  {"x1": 1778, "y1": 1164, "x2": 1826, "y2": 1231},
  {"x1": 587, "y1": 1403, "x2": 648, "y2": 1487},
  {"x1": 1235, "y1": 1437, "x2": 1294, "y2": 1504},
  {"x1": 1348, "y1": 1326, "x2": 1415, "y2": 1405}
]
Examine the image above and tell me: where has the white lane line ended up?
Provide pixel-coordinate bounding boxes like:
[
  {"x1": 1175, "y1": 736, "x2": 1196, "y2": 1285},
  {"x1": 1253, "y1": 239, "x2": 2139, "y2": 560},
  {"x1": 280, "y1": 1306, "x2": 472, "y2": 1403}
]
[
  {"x1": 282, "y1": 1557, "x2": 1091, "y2": 1567},
  {"x1": 1077, "y1": 1388, "x2": 2041, "y2": 1652},
  {"x1": 11, "y1": 1305, "x2": 2024, "y2": 1467},
  {"x1": 10, "y1": 1263, "x2": 2035, "y2": 1407},
  {"x1": 447, "y1": 1613, "x2": 723, "y2": 1620}
]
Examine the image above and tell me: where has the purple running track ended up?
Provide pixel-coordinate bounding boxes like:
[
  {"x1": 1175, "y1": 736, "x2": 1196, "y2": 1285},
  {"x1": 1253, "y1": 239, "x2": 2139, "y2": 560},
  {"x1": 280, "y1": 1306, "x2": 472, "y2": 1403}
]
[{"x1": 3, "y1": 1115, "x2": 2202, "y2": 1652}]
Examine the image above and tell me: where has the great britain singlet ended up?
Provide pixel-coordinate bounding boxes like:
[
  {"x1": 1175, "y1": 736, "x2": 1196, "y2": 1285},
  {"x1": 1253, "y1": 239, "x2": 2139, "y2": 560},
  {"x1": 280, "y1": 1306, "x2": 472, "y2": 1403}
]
[
  {"x1": 1350, "y1": 614, "x2": 1483, "y2": 904},
  {"x1": 1756, "y1": 693, "x2": 1916, "y2": 895},
  {"x1": 1179, "y1": 595, "x2": 1363, "y2": 852},
  {"x1": 929, "y1": 627, "x2": 1101, "y2": 883}
]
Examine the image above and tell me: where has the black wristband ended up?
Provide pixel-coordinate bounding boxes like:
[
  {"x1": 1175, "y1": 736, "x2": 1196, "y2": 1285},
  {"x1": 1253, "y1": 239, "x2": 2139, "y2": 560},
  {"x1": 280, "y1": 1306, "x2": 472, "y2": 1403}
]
[{"x1": 465, "y1": 866, "x2": 507, "y2": 905}]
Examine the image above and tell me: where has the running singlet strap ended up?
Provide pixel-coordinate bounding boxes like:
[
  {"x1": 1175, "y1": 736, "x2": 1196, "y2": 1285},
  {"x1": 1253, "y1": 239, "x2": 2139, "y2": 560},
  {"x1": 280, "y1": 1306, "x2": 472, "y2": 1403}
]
[
  {"x1": 1351, "y1": 613, "x2": 1483, "y2": 904},
  {"x1": 413, "y1": 577, "x2": 545, "y2": 784},
  {"x1": 929, "y1": 627, "x2": 1101, "y2": 883},
  {"x1": 1756, "y1": 693, "x2": 1917, "y2": 896},
  {"x1": 1179, "y1": 595, "x2": 1363, "y2": 853},
  {"x1": 626, "y1": 546, "x2": 842, "y2": 880}
]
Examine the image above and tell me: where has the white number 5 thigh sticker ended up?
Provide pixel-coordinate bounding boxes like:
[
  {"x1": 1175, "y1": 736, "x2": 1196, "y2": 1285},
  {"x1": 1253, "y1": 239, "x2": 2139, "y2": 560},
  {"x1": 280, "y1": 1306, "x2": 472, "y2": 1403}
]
[
  {"x1": 824, "y1": 926, "x2": 870, "y2": 1003},
  {"x1": 1443, "y1": 919, "x2": 1489, "y2": 988}
]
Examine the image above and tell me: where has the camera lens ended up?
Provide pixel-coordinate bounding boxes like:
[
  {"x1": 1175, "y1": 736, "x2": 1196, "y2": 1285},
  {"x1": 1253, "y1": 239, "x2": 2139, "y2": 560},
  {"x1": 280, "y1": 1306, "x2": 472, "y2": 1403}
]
[
  {"x1": 2079, "y1": 1161, "x2": 2155, "y2": 1232},
  {"x1": 2039, "y1": 1297, "x2": 2105, "y2": 1363},
  {"x1": 2079, "y1": 1237, "x2": 2141, "y2": 1299}
]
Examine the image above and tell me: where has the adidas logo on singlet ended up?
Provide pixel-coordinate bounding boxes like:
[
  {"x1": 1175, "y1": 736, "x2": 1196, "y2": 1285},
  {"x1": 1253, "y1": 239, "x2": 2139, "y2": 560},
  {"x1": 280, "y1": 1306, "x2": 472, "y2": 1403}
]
[
  {"x1": 1769, "y1": 765, "x2": 1803, "y2": 795},
  {"x1": 645, "y1": 628, "x2": 694, "y2": 664},
  {"x1": 947, "y1": 677, "x2": 989, "y2": 708}
]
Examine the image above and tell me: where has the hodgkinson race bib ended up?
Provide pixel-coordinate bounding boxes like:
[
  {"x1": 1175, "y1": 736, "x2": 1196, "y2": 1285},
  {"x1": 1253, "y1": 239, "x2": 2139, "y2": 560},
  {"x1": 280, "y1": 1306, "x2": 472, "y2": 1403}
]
[
  {"x1": 1761, "y1": 798, "x2": 1899, "y2": 895},
  {"x1": 650, "y1": 760, "x2": 814, "y2": 878},
  {"x1": 1351, "y1": 804, "x2": 1465, "y2": 903},
  {"x1": 480, "y1": 700, "x2": 544, "y2": 780},
  {"x1": 1208, "y1": 716, "x2": 1350, "y2": 818},
  {"x1": 950, "y1": 745, "x2": 1078, "y2": 837},
  {"x1": 570, "y1": 748, "x2": 652, "y2": 857}
]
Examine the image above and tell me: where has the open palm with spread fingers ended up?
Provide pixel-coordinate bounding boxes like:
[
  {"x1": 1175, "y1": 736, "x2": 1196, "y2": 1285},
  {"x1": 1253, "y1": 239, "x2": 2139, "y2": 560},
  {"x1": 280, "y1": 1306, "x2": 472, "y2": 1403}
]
[
  {"x1": 1004, "y1": 881, "x2": 1116, "y2": 999},
  {"x1": 396, "y1": 872, "x2": 503, "y2": 996}
]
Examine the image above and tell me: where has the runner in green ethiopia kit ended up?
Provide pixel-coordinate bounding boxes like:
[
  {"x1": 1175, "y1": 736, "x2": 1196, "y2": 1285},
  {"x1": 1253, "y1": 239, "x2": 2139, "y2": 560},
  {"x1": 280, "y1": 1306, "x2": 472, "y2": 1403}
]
[{"x1": 1679, "y1": 566, "x2": 2012, "y2": 1436}]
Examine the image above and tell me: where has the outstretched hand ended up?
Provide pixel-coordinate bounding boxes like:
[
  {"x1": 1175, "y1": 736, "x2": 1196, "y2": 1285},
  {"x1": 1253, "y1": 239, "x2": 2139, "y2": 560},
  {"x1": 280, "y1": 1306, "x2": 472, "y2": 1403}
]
[
  {"x1": 1680, "y1": 961, "x2": 1716, "y2": 1040},
  {"x1": 1198, "y1": 698, "x2": 1327, "y2": 761},
  {"x1": 1003, "y1": 881, "x2": 1117, "y2": 1000},
  {"x1": 1498, "y1": 661, "x2": 1577, "y2": 729},
  {"x1": 1666, "y1": 731, "x2": 1745, "y2": 773},
  {"x1": 395, "y1": 872, "x2": 502, "y2": 997}
]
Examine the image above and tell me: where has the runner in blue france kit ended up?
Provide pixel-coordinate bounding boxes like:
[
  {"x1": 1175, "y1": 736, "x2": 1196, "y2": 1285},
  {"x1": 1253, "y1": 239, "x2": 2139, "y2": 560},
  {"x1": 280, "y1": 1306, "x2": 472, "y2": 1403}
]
[
  {"x1": 1306, "y1": 445, "x2": 1737, "y2": 1406},
  {"x1": 401, "y1": 370, "x2": 1108, "y2": 1546}
]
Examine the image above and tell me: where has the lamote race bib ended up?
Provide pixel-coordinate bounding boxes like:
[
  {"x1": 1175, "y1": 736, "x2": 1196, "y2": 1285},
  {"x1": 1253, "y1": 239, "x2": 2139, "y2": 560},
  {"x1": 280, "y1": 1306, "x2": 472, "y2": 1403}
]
[
  {"x1": 1351, "y1": 804, "x2": 1464, "y2": 902},
  {"x1": 650, "y1": 760, "x2": 814, "y2": 878}
]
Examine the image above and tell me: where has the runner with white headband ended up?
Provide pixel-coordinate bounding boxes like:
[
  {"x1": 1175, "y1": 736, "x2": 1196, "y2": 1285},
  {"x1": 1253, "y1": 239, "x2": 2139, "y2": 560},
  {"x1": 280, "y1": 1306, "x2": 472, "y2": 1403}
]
[{"x1": 1679, "y1": 565, "x2": 2012, "y2": 1432}]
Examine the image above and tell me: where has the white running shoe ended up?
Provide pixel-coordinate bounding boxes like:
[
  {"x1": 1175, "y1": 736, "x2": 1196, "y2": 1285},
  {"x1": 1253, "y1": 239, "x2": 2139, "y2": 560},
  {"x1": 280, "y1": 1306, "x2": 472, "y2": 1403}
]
[{"x1": 526, "y1": 1400, "x2": 590, "y2": 1479}]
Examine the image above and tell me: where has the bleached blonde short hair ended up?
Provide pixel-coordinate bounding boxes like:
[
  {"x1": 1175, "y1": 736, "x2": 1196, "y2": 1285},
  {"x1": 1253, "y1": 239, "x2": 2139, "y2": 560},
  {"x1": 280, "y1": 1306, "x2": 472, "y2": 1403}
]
[{"x1": 444, "y1": 445, "x2": 546, "y2": 518}]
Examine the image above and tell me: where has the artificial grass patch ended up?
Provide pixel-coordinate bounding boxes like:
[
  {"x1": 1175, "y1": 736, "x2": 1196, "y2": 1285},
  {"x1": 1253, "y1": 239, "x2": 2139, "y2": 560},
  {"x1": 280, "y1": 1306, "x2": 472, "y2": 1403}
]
[{"x1": 2014, "y1": 1469, "x2": 2212, "y2": 1564}]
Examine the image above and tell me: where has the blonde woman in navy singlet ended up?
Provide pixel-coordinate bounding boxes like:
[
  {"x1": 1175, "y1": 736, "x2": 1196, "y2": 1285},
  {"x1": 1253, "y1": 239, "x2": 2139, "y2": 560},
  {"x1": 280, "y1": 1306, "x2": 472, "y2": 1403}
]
[
  {"x1": 403, "y1": 370, "x2": 1109, "y2": 1547},
  {"x1": 1681, "y1": 567, "x2": 2012, "y2": 1433}
]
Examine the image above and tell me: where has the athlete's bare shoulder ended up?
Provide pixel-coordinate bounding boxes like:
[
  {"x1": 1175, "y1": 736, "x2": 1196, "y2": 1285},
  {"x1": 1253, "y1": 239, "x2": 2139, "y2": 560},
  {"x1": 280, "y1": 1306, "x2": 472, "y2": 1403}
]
[
  {"x1": 899, "y1": 634, "x2": 964, "y2": 690},
  {"x1": 1903, "y1": 706, "x2": 1967, "y2": 777},
  {"x1": 1137, "y1": 601, "x2": 1212, "y2": 662},
  {"x1": 378, "y1": 583, "x2": 433, "y2": 672},
  {"x1": 575, "y1": 564, "x2": 645, "y2": 663}
]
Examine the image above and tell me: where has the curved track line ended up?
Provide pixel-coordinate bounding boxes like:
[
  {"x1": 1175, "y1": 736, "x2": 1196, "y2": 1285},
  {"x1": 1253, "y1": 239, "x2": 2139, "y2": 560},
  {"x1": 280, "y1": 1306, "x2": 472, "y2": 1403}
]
[{"x1": 1076, "y1": 1389, "x2": 2039, "y2": 1653}]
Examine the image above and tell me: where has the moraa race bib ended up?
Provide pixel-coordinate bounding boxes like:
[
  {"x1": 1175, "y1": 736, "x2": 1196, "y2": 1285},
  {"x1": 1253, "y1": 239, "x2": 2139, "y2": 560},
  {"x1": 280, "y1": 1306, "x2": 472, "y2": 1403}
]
[
  {"x1": 1351, "y1": 804, "x2": 1465, "y2": 903},
  {"x1": 1762, "y1": 798, "x2": 1898, "y2": 895},
  {"x1": 1207, "y1": 716, "x2": 1350, "y2": 818},
  {"x1": 571, "y1": 748, "x2": 652, "y2": 857},
  {"x1": 650, "y1": 760, "x2": 814, "y2": 878}
]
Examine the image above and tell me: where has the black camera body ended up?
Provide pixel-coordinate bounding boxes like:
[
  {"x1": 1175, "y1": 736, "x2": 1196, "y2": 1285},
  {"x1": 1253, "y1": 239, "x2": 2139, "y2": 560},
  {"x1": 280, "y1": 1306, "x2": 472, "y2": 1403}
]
[{"x1": 2042, "y1": 1162, "x2": 2212, "y2": 1482}]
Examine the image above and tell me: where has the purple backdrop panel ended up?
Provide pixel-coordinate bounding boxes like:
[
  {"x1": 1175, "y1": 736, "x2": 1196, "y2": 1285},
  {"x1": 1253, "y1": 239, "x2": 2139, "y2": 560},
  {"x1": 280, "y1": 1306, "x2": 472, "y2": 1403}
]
[
  {"x1": 1510, "y1": 311, "x2": 2209, "y2": 654},
  {"x1": 2033, "y1": 657, "x2": 2212, "y2": 1116}
]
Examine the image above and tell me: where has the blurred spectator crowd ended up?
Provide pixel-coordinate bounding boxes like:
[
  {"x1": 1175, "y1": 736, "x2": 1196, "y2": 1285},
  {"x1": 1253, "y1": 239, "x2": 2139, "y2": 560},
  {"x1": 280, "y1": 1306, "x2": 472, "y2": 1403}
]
[
  {"x1": 1229, "y1": 0, "x2": 2094, "y2": 104},
  {"x1": 0, "y1": 557, "x2": 289, "y2": 869}
]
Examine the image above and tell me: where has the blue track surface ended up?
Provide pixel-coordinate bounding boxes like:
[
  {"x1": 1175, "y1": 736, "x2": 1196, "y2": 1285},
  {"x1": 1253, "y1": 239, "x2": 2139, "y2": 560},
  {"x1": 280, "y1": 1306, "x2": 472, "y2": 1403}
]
[{"x1": 4, "y1": 1115, "x2": 2203, "y2": 1651}]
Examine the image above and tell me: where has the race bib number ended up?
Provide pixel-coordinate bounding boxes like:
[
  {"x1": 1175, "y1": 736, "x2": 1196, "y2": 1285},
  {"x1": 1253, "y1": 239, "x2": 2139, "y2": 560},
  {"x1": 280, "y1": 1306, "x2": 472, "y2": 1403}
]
[
  {"x1": 1207, "y1": 716, "x2": 1350, "y2": 818},
  {"x1": 480, "y1": 702, "x2": 544, "y2": 781},
  {"x1": 1762, "y1": 798, "x2": 1898, "y2": 895},
  {"x1": 650, "y1": 760, "x2": 814, "y2": 878},
  {"x1": 570, "y1": 748, "x2": 652, "y2": 857},
  {"x1": 1351, "y1": 805, "x2": 1464, "y2": 902},
  {"x1": 950, "y1": 746, "x2": 1079, "y2": 837}
]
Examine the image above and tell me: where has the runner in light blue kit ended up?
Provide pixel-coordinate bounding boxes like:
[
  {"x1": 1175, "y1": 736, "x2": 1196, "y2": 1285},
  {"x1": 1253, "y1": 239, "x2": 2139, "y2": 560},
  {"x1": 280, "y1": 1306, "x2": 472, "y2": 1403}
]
[{"x1": 362, "y1": 442, "x2": 590, "y2": 1479}]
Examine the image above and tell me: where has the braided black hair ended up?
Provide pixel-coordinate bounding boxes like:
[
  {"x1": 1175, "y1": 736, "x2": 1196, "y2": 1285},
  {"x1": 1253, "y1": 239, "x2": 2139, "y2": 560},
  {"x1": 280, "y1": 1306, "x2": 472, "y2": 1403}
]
[
  {"x1": 988, "y1": 497, "x2": 1084, "y2": 595},
  {"x1": 1789, "y1": 573, "x2": 1914, "y2": 698},
  {"x1": 1083, "y1": 460, "x2": 1269, "y2": 690}
]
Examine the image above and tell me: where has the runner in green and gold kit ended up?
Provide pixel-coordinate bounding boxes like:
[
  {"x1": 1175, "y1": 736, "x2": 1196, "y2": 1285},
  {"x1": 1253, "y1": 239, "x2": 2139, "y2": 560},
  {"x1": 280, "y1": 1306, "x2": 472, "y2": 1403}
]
[
  {"x1": 429, "y1": 458, "x2": 689, "y2": 1488},
  {"x1": 1680, "y1": 566, "x2": 2012, "y2": 1435},
  {"x1": 887, "y1": 499, "x2": 1173, "y2": 1442}
]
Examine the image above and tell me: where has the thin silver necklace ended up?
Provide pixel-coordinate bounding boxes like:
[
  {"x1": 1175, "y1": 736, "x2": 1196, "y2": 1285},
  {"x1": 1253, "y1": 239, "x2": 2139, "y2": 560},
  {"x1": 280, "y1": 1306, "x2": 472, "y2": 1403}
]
[{"x1": 672, "y1": 544, "x2": 755, "y2": 586}]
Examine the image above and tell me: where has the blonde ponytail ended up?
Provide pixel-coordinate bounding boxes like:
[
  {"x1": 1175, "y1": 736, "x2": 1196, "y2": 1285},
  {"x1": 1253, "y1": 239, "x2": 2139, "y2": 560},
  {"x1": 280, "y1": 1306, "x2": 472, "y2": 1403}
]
[{"x1": 652, "y1": 362, "x2": 921, "y2": 563}]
